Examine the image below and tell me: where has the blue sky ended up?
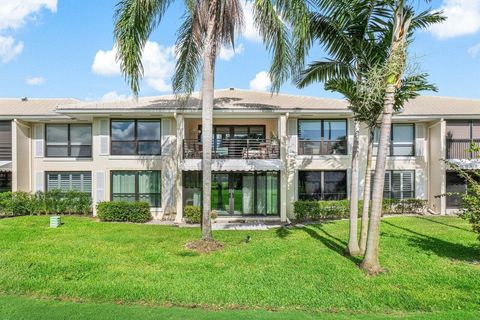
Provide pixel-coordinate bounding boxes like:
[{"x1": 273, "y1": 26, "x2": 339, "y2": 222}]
[{"x1": 0, "y1": 0, "x2": 479, "y2": 101}]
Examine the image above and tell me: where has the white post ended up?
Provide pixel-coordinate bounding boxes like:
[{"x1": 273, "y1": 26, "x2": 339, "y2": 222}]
[{"x1": 175, "y1": 114, "x2": 185, "y2": 223}]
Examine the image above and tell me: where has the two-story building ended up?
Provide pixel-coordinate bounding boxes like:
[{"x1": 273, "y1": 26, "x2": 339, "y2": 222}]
[{"x1": 1, "y1": 89, "x2": 479, "y2": 222}]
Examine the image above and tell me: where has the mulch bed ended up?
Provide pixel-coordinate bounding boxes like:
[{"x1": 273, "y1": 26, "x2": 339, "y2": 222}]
[{"x1": 185, "y1": 239, "x2": 224, "y2": 253}]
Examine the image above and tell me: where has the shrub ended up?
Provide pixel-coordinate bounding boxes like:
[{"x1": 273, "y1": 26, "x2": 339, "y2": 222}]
[
  {"x1": 294, "y1": 198, "x2": 427, "y2": 221},
  {"x1": 184, "y1": 205, "x2": 201, "y2": 224},
  {"x1": 96, "y1": 201, "x2": 151, "y2": 223},
  {"x1": 0, "y1": 190, "x2": 92, "y2": 217}
]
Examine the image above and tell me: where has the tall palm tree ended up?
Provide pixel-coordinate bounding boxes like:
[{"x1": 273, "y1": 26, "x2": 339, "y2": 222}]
[
  {"x1": 360, "y1": 0, "x2": 444, "y2": 273},
  {"x1": 114, "y1": 0, "x2": 308, "y2": 240}
]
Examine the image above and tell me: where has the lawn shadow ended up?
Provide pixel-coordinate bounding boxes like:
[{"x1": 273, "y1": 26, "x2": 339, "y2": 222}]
[
  {"x1": 275, "y1": 227, "x2": 292, "y2": 239},
  {"x1": 416, "y1": 216, "x2": 471, "y2": 232},
  {"x1": 383, "y1": 220, "x2": 480, "y2": 263},
  {"x1": 302, "y1": 223, "x2": 362, "y2": 264}
]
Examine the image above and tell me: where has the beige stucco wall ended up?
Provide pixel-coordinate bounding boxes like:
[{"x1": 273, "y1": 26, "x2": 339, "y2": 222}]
[
  {"x1": 12, "y1": 120, "x2": 31, "y2": 192},
  {"x1": 427, "y1": 120, "x2": 445, "y2": 214}
]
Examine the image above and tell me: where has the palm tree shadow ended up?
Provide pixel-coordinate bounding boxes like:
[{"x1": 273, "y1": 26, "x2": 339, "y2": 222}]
[
  {"x1": 416, "y1": 216, "x2": 471, "y2": 232},
  {"x1": 383, "y1": 220, "x2": 479, "y2": 263},
  {"x1": 302, "y1": 224, "x2": 362, "y2": 264}
]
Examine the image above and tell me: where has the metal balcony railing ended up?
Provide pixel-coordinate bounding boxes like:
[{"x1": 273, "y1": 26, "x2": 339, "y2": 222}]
[
  {"x1": 183, "y1": 139, "x2": 280, "y2": 159},
  {"x1": 298, "y1": 140, "x2": 347, "y2": 155},
  {"x1": 446, "y1": 139, "x2": 480, "y2": 159},
  {"x1": 298, "y1": 192, "x2": 347, "y2": 201}
]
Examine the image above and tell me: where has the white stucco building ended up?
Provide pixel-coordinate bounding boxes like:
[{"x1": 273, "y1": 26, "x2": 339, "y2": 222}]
[{"x1": 1, "y1": 89, "x2": 478, "y2": 221}]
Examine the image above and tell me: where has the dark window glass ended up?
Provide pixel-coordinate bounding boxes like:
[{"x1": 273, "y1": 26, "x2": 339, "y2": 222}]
[
  {"x1": 0, "y1": 122, "x2": 12, "y2": 161},
  {"x1": 111, "y1": 171, "x2": 161, "y2": 207},
  {"x1": 46, "y1": 124, "x2": 92, "y2": 157},
  {"x1": 373, "y1": 124, "x2": 415, "y2": 156},
  {"x1": 298, "y1": 120, "x2": 347, "y2": 155},
  {"x1": 298, "y1": 171, "x2": 347, "y2": 201},
  {"x1": 111, "y1": 120, "x2": 161, "y2": 155},
  {"x1": 0, "y1": 172, "x2": 11, "y2": 192}
]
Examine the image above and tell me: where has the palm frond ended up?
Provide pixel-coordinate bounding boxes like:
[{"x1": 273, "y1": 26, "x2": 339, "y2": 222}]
[
  {"x1": 114, "y1": 0, "x2": 173, "y2": 96},
  {"x1": 296, "y1": 59, "x2": 354, "y2": 88}
]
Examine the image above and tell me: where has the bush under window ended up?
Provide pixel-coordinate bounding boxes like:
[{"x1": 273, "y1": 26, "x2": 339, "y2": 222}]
[{"x1": 96, "y1": 201, "x2": 151, "y2": 223}]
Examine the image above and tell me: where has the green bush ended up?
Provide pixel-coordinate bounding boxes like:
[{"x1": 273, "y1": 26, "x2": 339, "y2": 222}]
[
  {"x1": 0, "y1": 190, "x2": 92, "y2": 217},
  {"x1": 96, "y1": 201, "x2": 151, "y2": 223},
  {"x1": 294, "y1": 198, "x2": 426, "y2": 221},
  {"x1": 184, "y1": 205, "x2": 201, "y2": 224}
]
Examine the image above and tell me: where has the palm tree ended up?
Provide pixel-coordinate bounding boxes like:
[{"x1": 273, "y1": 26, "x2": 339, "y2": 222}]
[
  {"x1": 360, "y1": 0, "x2": 444, "y2": 274},
  {"x1": 114, "y1": 0, "x2": 308, "y2": 240}
]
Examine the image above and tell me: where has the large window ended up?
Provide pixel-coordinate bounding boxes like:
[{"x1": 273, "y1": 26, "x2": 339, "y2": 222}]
[
  {"x1": 111, "y1": 120, "x2": 161, "y2": 155},
  {"x1": 45, "y1": 124, "x2": 92, "y2": 157},
  {"x1": 374, "y1": 124, "x2": 415, "y2": 156},
  {"x1": 446, "y1": 121, "x2": 480, "y2": 159},
  {"x1": 298, "y1": 120, "x2": 347, "y2": 155},
  {"x1": 378, "y1": 170, "x2": 414, "y2": 199},
  {"x1": 0, "y1": 172, "x2": 11, "y2": 192},
  {"x1": 46, "y1": 172, "x2": 92, "y2": 193},
  {"x1": 111, "y1": 171, "x2": 161, "y2": 207},
  {"x1": 0, "y1": 121, "x2": 12, "y2": 161},
  {"x1": 298, "y1": 170, "x2": 347, "y2": 201}
]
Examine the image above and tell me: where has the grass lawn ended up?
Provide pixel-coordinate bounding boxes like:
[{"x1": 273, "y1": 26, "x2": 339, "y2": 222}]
[{"x1": 0, "y1": 216, "x2": 479, "y2": 319}]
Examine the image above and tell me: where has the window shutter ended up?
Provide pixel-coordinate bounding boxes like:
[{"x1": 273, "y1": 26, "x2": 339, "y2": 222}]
[
  {"x1": 34, "y1": 124, "x2": 44, "y2": 158},
  {"x1": 96, "y1": 171, "x2": 105, "y2": 203},
  {"x1": 402, "y1": 171, "x2": 414, "y2": 198},
  {"x1": 83, "y1": 173, "x2": 92, "y2": 193},
  {"x1": 391, "y1": 172, "x2": 402, "y2": 199},
  {"x1": 35, "y1": 171, "x2": 44, "y2": 192},
  {"x1": 47, "y1": 173, "x2": 59, "y2": 190},
  {"x1": 100, "y1": 119, "x2": 109, "y2": 155},
  {"x1": 161, "y1": 119, "x2": 172, "y2": 155}
]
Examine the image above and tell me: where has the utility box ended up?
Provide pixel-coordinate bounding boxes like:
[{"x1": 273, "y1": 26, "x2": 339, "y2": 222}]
[{"x1": 50, "y1": 216, "x2": 61, "y2": 228}]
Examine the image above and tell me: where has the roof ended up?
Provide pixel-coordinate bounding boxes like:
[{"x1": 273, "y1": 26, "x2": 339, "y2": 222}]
[
  {"x1": 1, "y1": 89, "x2": 480, "y2": 118},
  {"x1": 0, "y1": 98, "x2": 80, "y2": 117}
]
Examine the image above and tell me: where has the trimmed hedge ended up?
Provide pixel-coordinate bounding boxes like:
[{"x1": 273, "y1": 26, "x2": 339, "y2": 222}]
[
  {"x1": 294, "y1": 198, "x2": 427, "y2": 221},
  {"x1": 0, "y1": 190, "x2": 92, "y2": 217},
  {"x1": 184, "y1": 205, "x2": 201, "y2": 224},
  {"x1": 96, "y1": 201, "x2": 151, "y2": 223}
]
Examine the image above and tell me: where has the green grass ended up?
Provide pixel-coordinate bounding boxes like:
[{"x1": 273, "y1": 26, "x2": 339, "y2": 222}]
[{"x1": 0, "y1": 216, "x2": 479, "y2": 319}]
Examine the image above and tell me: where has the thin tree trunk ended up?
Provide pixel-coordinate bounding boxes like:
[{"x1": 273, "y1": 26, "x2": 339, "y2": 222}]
[
  {"x1": 200, "y1": 9, "x2": 217, "y2": 241},
  {"x1": 347, "y1": 120, "x2": 361, "y2": 255},
  {"x1": 360, "y1": 84, "x2": 395, "y2": 273},
  {"x1": 359, "y1": 127, "x2": 374, "y2": 254}
]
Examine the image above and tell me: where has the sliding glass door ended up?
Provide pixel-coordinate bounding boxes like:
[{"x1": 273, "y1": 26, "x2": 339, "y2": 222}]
[{"x1": 183, "y1": 171, "x2": 280, "y2": 216}]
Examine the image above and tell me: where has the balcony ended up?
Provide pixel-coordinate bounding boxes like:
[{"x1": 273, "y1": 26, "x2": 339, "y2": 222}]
[
  {"x1": 298, "y1": 140, "x2": 347, "y2": 155},
  {"x1": 183, "y1": 139, "x2": 280, "y2": 159},
  {"x1": 446, "y1": 139, "x2": 480, "y2": 159}
]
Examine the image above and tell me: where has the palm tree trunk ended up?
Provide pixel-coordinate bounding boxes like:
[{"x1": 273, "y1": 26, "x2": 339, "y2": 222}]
[
  {"x1": 347, "y1": 120, "x2": 361, "y2": 255},
  {"x1": 359, "y1": 127, "x2": 374, "y2": 254},
  {"x1": 200, "y1": 9, "x2": 217, "y2": 241},
  {"x1": 360, "y1": 84, "x2": 395, "y2": 273}
]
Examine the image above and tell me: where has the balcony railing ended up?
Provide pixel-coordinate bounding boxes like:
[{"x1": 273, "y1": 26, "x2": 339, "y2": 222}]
[
  {"x1": 446, "y1": 139, "x2": 480, "y2": 159},
  {"x1": 183, "y1": 139, "x2": 280, "y2": 159},
  {"x1": 0, "y1": 142, "x2": 12, "y2": 161},
  {"x1": 298, "y1": 140, "x2": 347, "y2": 155}
]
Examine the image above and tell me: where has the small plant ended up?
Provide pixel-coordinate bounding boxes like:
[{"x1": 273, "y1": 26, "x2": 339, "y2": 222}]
[
  {"x1": 96, "y1": 201, "x2": 151, "y2": 223},
  {"x1": 184, "y1": 205, "x2": 201, "y2": 224}
]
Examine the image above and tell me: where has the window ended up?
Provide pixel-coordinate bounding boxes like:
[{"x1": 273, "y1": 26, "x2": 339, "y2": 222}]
[
  {"x1": 111, "y1": 171, "x2": 161, "y2": 207},
  {"x1": 46, "y1": 172, "x2": 92, "y2": 193},
  {"x1": 0, "y1": 121, "x2": 12, "y2": 161},
  {"x1": 298, "y1": 120, "x2": 347, "y2": 155},
  {"x1": 377, "y1": 170, "x2": 414, "y2": 200},
  {"x1": 374, "y1": 124, "x2": 415, "y2": 156},
  {"x1": 45, "y1": 124, "x2": 92, "y2": 157},
  {"x1": 298, "y1": 170, "x2": 347, "y2": 200},
  {"x1": 111, "y1": 120, "x2": 161, "y2": 155},
  {"x1": 446, "y1": 120, "x2": 480, "y2": 159},
  {"x1": 0, "y1": 172, "x2": 11, "y2": 192}
]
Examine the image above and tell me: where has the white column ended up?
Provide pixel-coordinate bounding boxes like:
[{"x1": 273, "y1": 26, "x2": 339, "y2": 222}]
[
  {"x1": 175, "y1": 114, "x2": 185, "y2": 223},
  {"x1": 440, "y1": 119, "x2": 447, "y2": 215},
  {"x1": 279, "y1": 115, "x2": 288, "y2": 222}
]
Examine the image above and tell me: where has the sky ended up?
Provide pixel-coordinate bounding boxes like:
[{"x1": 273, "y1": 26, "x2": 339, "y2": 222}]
[{"x1": 0, "y1": 0, "x2": 479, "y2": 101}]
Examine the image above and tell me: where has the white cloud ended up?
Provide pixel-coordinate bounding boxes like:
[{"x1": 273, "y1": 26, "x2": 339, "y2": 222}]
[
  {"x1": 0, "y1": 35, "x2": 23, "y2": 62},
  {"x1": 25, "y1": 76, "x2": 45, "y2": 85},
  {"x1": 429, "y1": 0, "x2": 480, "y2": 39},
  {"x1": 100, "y1": 91, "x2": 131, "y2": 102},
  {"x1": 249, "y1": 71, "x2": 271, "y2": 91},
  {"x1": 0, "y1": 0, "x2": 57, "y2": 63},
  {"x1": 468, "y1": 43, "x2": 480, "y2": 57},
  {"x1": 219, "y1": 43, "x2": 245, "y2": 61},
  {"x1": 241, "y1": 1, "x2": 261, "y2": 42},
  {"x1": 92, "y1": 41, "x2": 175, "y2": 92}
]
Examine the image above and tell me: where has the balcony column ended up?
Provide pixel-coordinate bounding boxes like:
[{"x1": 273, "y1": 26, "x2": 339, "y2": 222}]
[
  {"x1": 279, "y1": 115, "x2": 288, "y2": 222},
  {"x1": 175, "y1": 114, "x2": 185, "y2": 223},
  {"x1": 440, "y1": 119, "x2": 446, "y2": 214}
]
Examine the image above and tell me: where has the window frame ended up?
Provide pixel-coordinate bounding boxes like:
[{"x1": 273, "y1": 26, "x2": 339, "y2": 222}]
[
  {"x1": 378, "y1": 170, "x2": 415, "y2": 200},
  {"x1": 374, "y1": 123, "x2": 416, "y2": 157},
  {"x1": 110, "y1": 119, "x2": 162, "y2": 156},
  {"x1": 297, "y1": 170, "x2": 348, "y2": 201},
  {"x1": 110, "y1": 170, "x2": 162, "y2": 208},
  {"x1": 297, "y1": 119, "x2": 348, "y2": 155},
  {"x1": 45, "y1": 123, "x2": 92, "y2": 158},
  {"x1": 45, "y1": 171, "x2": 92, "y2": 194}
]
